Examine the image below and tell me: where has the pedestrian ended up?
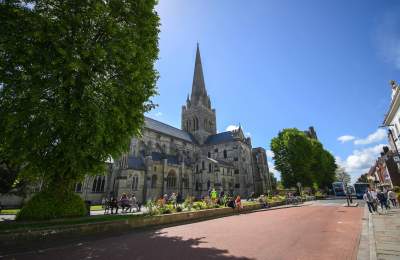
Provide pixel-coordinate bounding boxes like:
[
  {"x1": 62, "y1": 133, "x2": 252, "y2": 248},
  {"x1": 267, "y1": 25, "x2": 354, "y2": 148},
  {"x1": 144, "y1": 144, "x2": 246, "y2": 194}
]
[
  {"x1": 363, "y1": 188, "x2": 376, "y2": 214},
  {"x1": 235, "y1": 195, "x2": 242, "y2": 211},
  {"x1": 388, "y1": 189, "x2": 398, "y2": 208},
  {"x1": 170, "y1": 192, "x2": 177, "y2": 208},
  {"x1": 211, "y1": 188, "x2": 218, "y2": 204},
  {"x1": 258, "y1": 195, "x2": 268, "y2": 208},
  {"x1": 377, "y1": 189, "x2": 389, "y2": 213}
]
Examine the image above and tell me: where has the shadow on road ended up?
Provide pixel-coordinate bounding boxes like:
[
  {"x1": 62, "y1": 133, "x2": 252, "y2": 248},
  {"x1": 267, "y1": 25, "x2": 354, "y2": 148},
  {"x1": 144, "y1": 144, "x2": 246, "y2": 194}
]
[{"x1": 3, "y1": 229, "x2": 254, "y2": 260}]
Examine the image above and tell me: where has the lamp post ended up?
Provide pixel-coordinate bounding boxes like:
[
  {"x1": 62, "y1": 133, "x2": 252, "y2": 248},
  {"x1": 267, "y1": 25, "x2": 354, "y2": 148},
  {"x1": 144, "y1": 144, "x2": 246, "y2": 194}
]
[{"x1": 379, "y1": 125, "x2": 400, "y2": 156}]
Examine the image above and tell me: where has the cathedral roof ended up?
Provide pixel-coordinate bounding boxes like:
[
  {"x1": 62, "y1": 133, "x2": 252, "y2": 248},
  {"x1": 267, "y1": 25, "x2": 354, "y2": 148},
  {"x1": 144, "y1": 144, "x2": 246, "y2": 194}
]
[
  {"x1": 204, "y1": 131, "x2": 235, "y2": 145},
  {"x1": 145, "y1": 117, "x2": 196, "y2": 143}
]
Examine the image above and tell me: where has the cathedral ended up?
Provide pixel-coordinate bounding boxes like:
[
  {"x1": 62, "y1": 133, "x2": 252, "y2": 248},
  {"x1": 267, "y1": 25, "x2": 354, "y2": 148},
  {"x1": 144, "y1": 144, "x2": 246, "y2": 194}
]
[{"x1": 75, "y1": 45, "x2": 272, "y2": 204}]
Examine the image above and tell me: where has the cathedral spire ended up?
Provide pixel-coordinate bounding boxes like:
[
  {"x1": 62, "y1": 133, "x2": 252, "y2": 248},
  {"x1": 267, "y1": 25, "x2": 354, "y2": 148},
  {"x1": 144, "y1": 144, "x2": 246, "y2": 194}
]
[{"x1": 191, "y1": 43, "x2": 208, "y2": 104}]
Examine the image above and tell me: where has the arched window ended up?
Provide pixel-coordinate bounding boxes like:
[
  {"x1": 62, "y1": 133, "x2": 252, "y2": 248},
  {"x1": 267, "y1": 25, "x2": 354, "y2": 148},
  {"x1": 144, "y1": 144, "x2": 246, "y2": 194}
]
[
  {"x1": 224, "y1": 150, "x2": 227, "y2": 159},
  {"x1": 92, "y1": 176, "x2": 105, "y2": 193},
  {"x1": 75, "y1": 182, "x2": 83, "y2": 193},
  {"x1": 193, "y1": 118, "x2": 196, "y2": 131},
  {"x1": 167, "y1": 171, "x2": 176, "y2": 188},
  {"x1": 196, "y1": 117, "x2": 199, "y2": 130},
  {"x1": 132, "y1": 175, "x2": 139, "y2": 190},
  {"x1": 151, "y1": 175, "x2": 157, "y2": 189},
  {"x1": 183, "y1": 173, "x2": 189, "y2": 189}
]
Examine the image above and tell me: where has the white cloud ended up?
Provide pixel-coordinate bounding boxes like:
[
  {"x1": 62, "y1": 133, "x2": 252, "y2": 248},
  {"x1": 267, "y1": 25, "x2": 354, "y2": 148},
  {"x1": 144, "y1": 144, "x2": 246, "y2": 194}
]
[
  {"x1": 268, "y1": 161, "x2": 280, "y2": 180},
  {"x1": 337, "y1": 135, "x2": 355, "y2": 143},
  {"x1": 336, "y1": 144, "x2": 385, "y2": 183},
  {"x1": 226, "y1": 125, "x2": 239, "y2": 131},
  {"x1": 154, "y1": 112, "x2": 163, "y2": 117},
  {"x1": 354, "y1": 129, "x2": 386, "y2": 145},
  {"x1": 266, "y1": 150, "x2": 274, "y2": 158}
]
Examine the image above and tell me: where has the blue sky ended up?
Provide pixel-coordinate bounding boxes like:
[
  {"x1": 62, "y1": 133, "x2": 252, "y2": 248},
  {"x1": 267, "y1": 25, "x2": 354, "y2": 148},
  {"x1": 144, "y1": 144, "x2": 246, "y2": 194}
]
[{"x1": 149, "y1": 0, "x2": 400, "y2": 182}]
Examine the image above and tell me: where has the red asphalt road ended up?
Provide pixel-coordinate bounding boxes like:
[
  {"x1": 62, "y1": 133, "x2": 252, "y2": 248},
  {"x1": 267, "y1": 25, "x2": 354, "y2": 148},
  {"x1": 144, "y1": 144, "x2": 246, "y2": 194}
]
[{"x1": 8, "y1": 205, "x2": 363, "y2": 260}]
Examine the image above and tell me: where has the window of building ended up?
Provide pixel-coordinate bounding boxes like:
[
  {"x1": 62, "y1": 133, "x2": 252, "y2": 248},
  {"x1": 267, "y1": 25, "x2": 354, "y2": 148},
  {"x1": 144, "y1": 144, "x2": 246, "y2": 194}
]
[
  {"x1": 202, "y1": 161, "x2": 205, "y2": 170},
  {"x1": 223, "y1": 150, "x2": 227, "y2": 158},
  {"x1": 151, "y1": 175, "x2": 157, "y2": 189},
  {"x1": 195, "y1": 181, "x2": 201, "y2": 191},
  {"x1": 214, "y1": 148, "x2": 218, "y2": 153},
  {"x1": 153, "y1": 166, "x2": 157, "y2": 172},
  {"x1": 234, "y1": 157, "x2": 238, "y2": 161},
  {"x1": 92, "y1": 176, "x2": 105, "y2": 193},
  {"x1": 208, "y1": 152, "x2": 211, "y2": 158},
  {"x1": 75, "y1": 182, "x2": 83, "y2": 193},
  {"x1": 209, "y1": 163, "x2": 212, "y2": 173},
  {"x1": 183, "y1": 174, "x2": 189, "y2": 189},
  {"x1": 234, "y1": 169, "x2": 239, "y2": 174},
  {"x1": 196, "y1": 164, "x2": 199, "y2": 173},
  {"x1": 167, "y1": 171, "x2": 176, "y2": 188},
  {"x1": 132, "y1": 175, "x2": 139, "y2": 190}
]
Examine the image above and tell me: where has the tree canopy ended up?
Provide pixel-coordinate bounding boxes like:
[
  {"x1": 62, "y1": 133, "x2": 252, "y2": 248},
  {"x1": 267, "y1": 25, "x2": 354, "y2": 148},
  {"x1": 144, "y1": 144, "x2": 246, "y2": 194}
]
[
  {"x1": 0, "y1": 0, "x2": 160, "y2": 192},
  {"x1": 270, "y1": 128, "x2": 337, "y2": 190}
]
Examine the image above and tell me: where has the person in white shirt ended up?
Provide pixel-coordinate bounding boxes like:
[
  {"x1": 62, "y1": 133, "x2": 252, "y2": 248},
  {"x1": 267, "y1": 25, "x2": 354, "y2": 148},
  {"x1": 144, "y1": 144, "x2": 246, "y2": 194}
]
[{"x1": 363, "y1": 187, "x2": 376, "y2": 213}]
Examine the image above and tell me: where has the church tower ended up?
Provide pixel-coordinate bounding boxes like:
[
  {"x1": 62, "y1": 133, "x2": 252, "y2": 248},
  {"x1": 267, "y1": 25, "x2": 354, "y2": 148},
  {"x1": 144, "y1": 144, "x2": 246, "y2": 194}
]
[{"x1": 182, "y1": 44, "x2": 217, "y2": 144}]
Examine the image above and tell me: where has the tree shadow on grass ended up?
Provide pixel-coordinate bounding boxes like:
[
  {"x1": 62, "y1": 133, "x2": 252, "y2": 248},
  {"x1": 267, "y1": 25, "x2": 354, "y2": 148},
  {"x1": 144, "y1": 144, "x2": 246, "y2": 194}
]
[{"x1": 6, "y1": 229, "x2": 255, "y2": 260}]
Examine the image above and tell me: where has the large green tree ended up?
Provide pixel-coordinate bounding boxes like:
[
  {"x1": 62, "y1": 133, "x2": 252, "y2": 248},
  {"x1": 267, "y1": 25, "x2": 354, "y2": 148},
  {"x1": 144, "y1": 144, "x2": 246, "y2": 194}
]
[
  {"x1": 310, "y1": 140, "x2": 336, "y2": 189},
  {"x1": 271, "y1": 128, "x2": 337, "y2": 190},
  {"x1": 271, "y1": 129, "x2": 314, "y2": 188},
  {"x1": 0, "y1": 0, "x2": 159, "y2": 219}
]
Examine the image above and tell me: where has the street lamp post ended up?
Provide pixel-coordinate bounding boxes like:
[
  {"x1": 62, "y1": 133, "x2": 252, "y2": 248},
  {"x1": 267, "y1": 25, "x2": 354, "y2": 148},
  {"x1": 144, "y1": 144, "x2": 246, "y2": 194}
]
[{"x1": 379, "y1": 125, "x2": 400, "y2": 156}]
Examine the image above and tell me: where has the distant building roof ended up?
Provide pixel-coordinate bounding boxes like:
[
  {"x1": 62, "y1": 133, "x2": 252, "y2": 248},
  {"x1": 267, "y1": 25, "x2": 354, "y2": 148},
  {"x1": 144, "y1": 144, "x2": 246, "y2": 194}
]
[
  {"x1": 204, "y1": 131, "x2": 235, "y2": 145},
  {"x1": 144, "y1": 117, "x2": 195, "y2": 143}
]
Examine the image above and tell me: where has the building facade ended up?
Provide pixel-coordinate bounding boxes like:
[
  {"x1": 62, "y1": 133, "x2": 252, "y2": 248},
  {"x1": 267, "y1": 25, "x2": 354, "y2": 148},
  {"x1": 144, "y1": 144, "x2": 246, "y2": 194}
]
[
  {"x1": 379, "y1": 80, "x2": 400, "y2": 187},
  {"x1": 68, "y1": 45, "x2": 270, "y2": 204}
]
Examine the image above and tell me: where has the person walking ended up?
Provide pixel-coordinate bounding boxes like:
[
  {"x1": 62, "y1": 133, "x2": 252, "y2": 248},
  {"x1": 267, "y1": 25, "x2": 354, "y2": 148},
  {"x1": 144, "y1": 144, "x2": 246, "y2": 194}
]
[
  {"x1": 363, "y1": 188, "x2": 376, "y2": 214},
  {"x1": 235, "y1": 195, "x2": 242, "y2": 211},
  {"x1": 388, "y1": 189, "x2": 398, "y2": 208},
  {"x1": 377, "y1": 189, "x2": 389, "y2": 214}
]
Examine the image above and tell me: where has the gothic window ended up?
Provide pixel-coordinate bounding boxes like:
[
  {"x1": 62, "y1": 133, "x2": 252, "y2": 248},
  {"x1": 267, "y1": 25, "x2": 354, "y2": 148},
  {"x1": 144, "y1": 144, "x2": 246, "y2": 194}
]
[
  {"x1": 195, "y1": 181, "x2": 201, "y2": 191},
  {"x1": 202, "y1": 161, "x2": 205, "y2": 170},
  {"x1": 151, "y1": 175, "x2": 157, "y2": 189},
  {"x1": 167, "y1": 170, "x2": 176, "y2": 188},
  {"x1": 75, "y1": 182, "x2": 83, "y2": 193},
  {"x1": 192, "y1": 118, "x2": 196, "y2": 131},
  {"x1": 92, "y1": 176, "x2": 105, "y2": 193},
  {"x1": 183, "y1": 174, "x2": 189, "y2": 189},
  {"x1": 208, "y1": 163, "x2": 212, "y2": 173},
  {"x1": 195, "y1": 117, "x2": 199, "y2": 130},
  {"x1": 196, "y1": 164, "x2": 199, "y2": 173},
  {"x1": 132, "y1": 175, "x2": 139, "y2": 190},
  {"x1": 208, "y1": 152, "x2": 211, "y2": 158},
  {"x1": 223, "y1": 150, "x2": 227, "y2": 158}
]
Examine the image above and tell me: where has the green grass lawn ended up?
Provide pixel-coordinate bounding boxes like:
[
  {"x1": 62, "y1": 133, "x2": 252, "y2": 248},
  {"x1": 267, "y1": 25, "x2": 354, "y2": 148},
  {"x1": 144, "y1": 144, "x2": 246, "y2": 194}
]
[
  {"x1": 0, "y1": 206, "x2": 103, "y2": 215},
  {"x1": 0, "y1": 209, "x2": 20, "y2": 215},
  {"x1": 0, "y1": 213, "x2": 142, "y2": 233}
]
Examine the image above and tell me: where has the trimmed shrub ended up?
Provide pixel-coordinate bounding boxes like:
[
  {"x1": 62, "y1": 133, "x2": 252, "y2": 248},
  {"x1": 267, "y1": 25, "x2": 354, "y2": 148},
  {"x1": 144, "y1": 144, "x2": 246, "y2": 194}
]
[{"x1": 16, "y1": 190, "x2": 87, "y2": 221}]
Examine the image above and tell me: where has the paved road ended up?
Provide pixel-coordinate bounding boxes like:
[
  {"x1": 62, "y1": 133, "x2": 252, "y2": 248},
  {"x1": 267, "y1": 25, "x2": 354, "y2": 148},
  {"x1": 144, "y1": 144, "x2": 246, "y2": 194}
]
[{"x1": 3, "y1": 201, "x2": 364, "y2": 260}]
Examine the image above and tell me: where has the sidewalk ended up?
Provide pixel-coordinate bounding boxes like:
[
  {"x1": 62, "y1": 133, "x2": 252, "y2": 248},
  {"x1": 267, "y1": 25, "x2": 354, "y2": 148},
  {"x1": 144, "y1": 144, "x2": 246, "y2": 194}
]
[
  {"x1": 358, "y1": 206, "x2": 400, "y2": 260},
  {"x1": 372, "y1": 207, "x2": 400, "y2": 259}
]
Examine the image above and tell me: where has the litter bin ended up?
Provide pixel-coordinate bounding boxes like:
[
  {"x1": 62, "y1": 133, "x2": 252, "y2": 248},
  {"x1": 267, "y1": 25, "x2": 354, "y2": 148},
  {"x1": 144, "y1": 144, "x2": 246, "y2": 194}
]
[{"x1": 84, "y1": 200, "x2": 91, "y2": 216}]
